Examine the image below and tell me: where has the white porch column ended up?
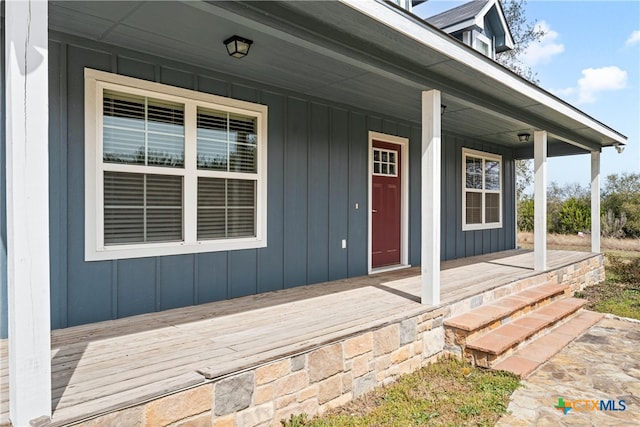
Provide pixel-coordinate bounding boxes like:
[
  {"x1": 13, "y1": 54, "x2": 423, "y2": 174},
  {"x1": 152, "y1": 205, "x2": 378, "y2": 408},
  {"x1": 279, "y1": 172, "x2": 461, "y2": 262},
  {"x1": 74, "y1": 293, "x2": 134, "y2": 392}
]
[
  {"x1": 591, "y1": 151, "x2": 601, "y2": 252},
  {"x1": 5, "y1": 1, "x2": 52, "y2": 425},
  {"x1": 421, "y1": 90, "x2": 441, "y2": 305},
  {"x1": 534, "y1": 130, "x2": 547, "y2": 271}
]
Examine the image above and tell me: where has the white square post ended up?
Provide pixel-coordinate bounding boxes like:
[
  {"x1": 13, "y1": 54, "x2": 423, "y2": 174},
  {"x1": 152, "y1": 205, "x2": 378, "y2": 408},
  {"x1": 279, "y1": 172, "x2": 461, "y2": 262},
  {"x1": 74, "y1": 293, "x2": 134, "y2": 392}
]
[
  {"x1": 421, "y1": 90, "x2": 441, "y2": 305},
  {"x1": 534, "y1": 130, "x2": 547, "y2": 271},
  {"x1": 591, "y1": 151, "x2": 601, "y2": 252},
  {"x1": 5, "y1": 1, "x2": 52, "y2": 425}
]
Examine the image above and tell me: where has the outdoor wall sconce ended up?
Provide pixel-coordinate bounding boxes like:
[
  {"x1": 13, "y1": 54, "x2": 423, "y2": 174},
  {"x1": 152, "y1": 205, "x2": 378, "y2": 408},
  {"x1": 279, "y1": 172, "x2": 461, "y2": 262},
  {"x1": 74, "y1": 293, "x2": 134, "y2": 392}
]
[
  {"x1": 224, "y1": 35, "x2": 253, "y2": 58},
  {"x1": 441, "y1": 104, "x2": 447, "y2": 115},
  {"x1": 518, "y1": 133, "x2": 531, "y2": 143}
]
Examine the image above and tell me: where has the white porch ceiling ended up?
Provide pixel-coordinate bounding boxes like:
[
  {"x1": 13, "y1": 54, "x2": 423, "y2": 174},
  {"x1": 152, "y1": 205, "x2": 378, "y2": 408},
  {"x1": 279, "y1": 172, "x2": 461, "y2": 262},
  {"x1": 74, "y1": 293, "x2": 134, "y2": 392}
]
[{"x1": 47, "y1": 0, "x2": 626, "y2": 158}]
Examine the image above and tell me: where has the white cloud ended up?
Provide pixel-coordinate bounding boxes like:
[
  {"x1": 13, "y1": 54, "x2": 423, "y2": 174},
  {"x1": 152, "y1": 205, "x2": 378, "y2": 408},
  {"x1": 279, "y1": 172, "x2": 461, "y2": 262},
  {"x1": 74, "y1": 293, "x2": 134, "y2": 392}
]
[
  {"x1": 626, "y1": 30, "x2": 640, "y2": 46},
  {"x1": 521, "y1": 21, "x2": 565, "y2": 67},
  {"x1": 576, "y1": 66, "x2": 628, "y2": 104}
]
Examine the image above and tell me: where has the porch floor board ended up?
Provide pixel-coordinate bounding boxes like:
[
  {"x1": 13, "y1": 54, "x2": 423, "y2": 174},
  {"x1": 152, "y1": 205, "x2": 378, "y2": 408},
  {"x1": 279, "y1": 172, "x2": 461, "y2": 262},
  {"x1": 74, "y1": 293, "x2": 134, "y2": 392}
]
[{"x1": 0, "y1": 249, "x2": 596, "y2": 426}]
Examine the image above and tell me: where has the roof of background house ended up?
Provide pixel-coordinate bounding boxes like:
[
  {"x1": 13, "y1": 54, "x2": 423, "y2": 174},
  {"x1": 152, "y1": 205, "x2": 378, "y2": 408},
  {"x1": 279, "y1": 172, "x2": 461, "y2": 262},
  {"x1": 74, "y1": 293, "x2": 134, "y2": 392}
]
[{"x1": 425, "y1": 0, "x2": 489, "y2": 29}]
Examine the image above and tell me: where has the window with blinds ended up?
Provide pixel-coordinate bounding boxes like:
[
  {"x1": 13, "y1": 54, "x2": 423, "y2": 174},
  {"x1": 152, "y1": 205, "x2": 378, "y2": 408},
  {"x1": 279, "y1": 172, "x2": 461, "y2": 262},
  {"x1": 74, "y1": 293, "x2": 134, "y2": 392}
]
[
  {"x1": 462, "y1": 148, "x2": 502, "y2": 231},
  {"x1": 85, "y1": 69, "x2": 267, "y2": 261}
]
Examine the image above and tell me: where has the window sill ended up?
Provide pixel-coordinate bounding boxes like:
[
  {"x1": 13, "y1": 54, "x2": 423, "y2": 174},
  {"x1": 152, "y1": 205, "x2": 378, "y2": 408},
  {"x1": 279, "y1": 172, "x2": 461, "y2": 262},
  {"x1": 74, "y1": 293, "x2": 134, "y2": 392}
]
[
  {"x1": 85, "y1": 238, "x2": 266, "y2": 261},
  {"x1": 462, "y1": 223, "x2": 502, "y2": 232}
]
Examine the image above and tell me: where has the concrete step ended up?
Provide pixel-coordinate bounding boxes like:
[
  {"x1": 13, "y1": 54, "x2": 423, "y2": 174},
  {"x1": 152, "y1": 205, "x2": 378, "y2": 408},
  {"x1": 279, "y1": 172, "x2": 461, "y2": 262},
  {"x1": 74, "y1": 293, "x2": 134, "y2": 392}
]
[
  {"x1": 464, "y1": 298, "x2": 587, "y2": 368},
  {"x1": 493, "y1": 310, "x2": 604, "y2": 378},
  {"x1": 444, "y1": 283, "x2": 568, "y2": 348}
]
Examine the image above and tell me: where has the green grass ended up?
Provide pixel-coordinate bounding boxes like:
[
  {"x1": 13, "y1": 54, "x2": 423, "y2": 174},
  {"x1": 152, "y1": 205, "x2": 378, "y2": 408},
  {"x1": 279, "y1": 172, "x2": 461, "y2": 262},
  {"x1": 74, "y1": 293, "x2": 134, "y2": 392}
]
[
  {"x1": 281, "y1": 358, "x2": 520, "y2": 427},
  {"x1": 575, "y1": 252, "x2": 640, "y2": 320}
]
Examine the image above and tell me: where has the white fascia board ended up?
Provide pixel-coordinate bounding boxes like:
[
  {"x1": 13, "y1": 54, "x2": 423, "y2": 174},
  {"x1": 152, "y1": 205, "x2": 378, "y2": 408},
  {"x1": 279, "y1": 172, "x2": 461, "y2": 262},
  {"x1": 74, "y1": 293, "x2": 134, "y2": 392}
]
[
  {"x1": 494, "y1": 1, "x2": 515, "y2": 49},
  {"x1": 440, "y1": 18, "x2": 478, "y2": 35},
  {"x1": 340, "y1": 0, "x2": 626, "y2": 145}
]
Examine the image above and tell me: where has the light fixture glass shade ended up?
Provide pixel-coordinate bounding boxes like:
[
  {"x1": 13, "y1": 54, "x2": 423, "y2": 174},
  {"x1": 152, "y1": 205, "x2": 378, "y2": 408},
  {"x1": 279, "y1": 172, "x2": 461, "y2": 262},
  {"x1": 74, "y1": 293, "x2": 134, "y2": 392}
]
[
  {"x1": 517, "y1": 133, "x2": 530, "y2": 143},
  {"x1": 224, "y1": 36, "x2": 253, "y2": 58}
]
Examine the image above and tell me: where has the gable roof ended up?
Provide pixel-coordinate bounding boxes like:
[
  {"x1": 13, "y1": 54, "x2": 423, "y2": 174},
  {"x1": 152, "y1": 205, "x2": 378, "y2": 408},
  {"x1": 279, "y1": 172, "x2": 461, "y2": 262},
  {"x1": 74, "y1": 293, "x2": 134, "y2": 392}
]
[
  {"x1": 425, "y1": 0, "x2": 514, "y2": 52},
  {"x1": 425, "y1": 0, "x2": 489, "y2": 29}
]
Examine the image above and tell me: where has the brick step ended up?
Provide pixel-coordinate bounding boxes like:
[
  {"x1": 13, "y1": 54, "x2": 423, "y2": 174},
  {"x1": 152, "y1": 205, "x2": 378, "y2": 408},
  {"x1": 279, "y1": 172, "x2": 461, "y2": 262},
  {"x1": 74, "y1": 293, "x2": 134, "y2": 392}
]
[
  {"x1": 444, "y1": 283, "x2": 569, "y2": 347},
  {"x1": 493, "y1": 310, "x2": 604, "y2": 378},
  {"x1": 464, "y1": 297, "x2": 587, "y2": 368}
]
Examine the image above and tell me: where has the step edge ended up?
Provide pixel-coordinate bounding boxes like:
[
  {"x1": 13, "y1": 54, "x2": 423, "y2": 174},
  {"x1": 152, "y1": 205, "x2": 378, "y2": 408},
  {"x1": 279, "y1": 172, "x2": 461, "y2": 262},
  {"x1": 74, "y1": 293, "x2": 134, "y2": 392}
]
[
  {"x1": 492, "y1": 310, "x2": 604, "y2": 377},
  {"x1": 444, "y1": 283, "x2": 568, "y2": 331},
  {"x1": 465, "y1": 301, "x2": 587, "y2": 355}
]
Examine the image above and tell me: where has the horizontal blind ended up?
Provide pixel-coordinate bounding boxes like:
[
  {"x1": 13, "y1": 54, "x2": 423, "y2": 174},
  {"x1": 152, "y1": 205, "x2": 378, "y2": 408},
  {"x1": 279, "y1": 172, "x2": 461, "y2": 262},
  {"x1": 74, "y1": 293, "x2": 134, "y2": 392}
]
[
  {"x1": 197, "y1": 108, "x2": 257, "y2": 173},
  {"x1": 465, "y1": 192, "x2": 482, "y2": 225},
  {"x1": 103, "y1": 90, "x2": 185, "y2": 167},
  {"x1": 197, "y1": 178, "x2": 255, "y2": 240},
  {"x1": 485, "y1": 193, "x2": 500, "y2": 223},
  {"x1": 104, "y1": 172, "x2": 183, "y2": 244}
]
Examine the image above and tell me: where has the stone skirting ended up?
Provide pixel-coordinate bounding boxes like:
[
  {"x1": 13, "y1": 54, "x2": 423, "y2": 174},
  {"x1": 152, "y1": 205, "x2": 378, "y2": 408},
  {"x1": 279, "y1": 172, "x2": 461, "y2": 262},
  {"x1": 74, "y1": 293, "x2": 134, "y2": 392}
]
[{"x1": 75, "y1": 254, "x2": 604, "y2": 427}]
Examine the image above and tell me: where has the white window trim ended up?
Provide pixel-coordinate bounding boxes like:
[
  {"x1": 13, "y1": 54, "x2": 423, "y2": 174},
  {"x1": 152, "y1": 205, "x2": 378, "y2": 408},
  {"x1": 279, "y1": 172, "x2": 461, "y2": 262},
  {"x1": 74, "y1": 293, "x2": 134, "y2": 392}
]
[
  {"x1": 473, "y1": 31, "x2": 494, "y2": 59},
  {"x1": 84, "y1": 68, "x2": 268, "y2": 261},
  {"x1": 367, "y1": 131, "x2": 410, "y2": 274},
  {"x1": 462, "y1": 147, "x2": 502, "y2": 231}
]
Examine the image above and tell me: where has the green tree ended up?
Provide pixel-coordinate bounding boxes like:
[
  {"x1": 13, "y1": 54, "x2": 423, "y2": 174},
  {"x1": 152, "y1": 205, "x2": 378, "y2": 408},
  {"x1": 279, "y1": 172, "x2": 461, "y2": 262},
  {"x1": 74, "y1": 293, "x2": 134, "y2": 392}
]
[
  {"x1": 602, "y1": 173, "x2": 640, "y2": 237},
  {"x1": 517, "y1": 195, "x2": 534, "y2": 232},
  {"x1": 557, "y1": 197, "x2": 591, "y2": 234}
]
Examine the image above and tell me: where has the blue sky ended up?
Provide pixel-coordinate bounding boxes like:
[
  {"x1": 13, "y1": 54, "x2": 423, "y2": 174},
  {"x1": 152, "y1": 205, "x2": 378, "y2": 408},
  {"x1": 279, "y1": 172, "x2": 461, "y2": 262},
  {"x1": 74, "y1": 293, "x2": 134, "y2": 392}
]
[{"x1": 414, "y1": 0, "x2": 640, "y2": 191}]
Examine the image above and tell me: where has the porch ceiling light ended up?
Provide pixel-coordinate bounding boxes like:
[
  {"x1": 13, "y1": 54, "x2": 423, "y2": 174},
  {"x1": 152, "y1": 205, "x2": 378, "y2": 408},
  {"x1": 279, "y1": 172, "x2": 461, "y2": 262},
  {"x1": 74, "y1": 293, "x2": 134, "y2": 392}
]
[
  {"x1": 518, "y1": 133, "x2": 531, "y2": 143},
  {"x1": 224, "y1": 35, "x2": 253, "y2": 59}
]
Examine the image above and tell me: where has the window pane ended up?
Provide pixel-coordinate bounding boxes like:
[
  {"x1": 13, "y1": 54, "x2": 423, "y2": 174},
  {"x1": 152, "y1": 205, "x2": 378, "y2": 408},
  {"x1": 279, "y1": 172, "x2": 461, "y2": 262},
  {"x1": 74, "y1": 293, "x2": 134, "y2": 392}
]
[
  {"x1": 229, "y1": 114, "x2": 257, "y2": 146},
  {"x1": 147, "y1": 208, "x2": 183, "y2": 241},
  {"x1": 485, "y1": 193, "x2": 500, "y2": 223},
  {"x1": 104, "y1": 208, "x2": 144, "y2": 244},
  {"x1": 228, "y1": 180, "x2": 255, "y2": 207},
  {"x1": 197, "y1": 208, "x2": 226, "y2": 239},
  {"x1": 148, "y1": 132, "x2": 185, "y2": 167},
  {"x1": 465, "y1": 157, "x2": 483, "y2": 189},
  {"x1": 197, "y1": 108, "x2": 257, "y2": 172},
  {"x1": 197, "y1": 177, "x2": 226, "y2": 239},
  {"x1": 104, "y1": 172, "x2": 183, "y2": 244},
  {"x1": 197, "y1": 109, "x2": 228, "y2": 170},
  {"x1": 198, "y1": 178, "x2": 256, "y2": 240},
  {"x1": 103, "y1": 90, "x2": 184, "y2": 168},
  {"x1": 485, "y1": 160, "x2": 500, "y2": 190},
  {"x1": 228, "y1": 208, "x2": 255, "y2": 237},
  {"x1": 104, "y1": 172, "x2": 144, "y2": 206},
  {"x1": 465, "y1": 192, "x2": 482, "y2": 224},
  {"x1": 229, "y1": 143, "x2": 257, "y2": 173}
]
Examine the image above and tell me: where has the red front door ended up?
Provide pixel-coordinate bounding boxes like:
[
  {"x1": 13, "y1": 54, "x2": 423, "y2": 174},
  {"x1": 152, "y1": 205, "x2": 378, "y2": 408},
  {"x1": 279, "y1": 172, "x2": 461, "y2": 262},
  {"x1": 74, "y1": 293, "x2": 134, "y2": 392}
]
[{"x1": 372, "y1": 140, "x2": 401, "y2": 268}]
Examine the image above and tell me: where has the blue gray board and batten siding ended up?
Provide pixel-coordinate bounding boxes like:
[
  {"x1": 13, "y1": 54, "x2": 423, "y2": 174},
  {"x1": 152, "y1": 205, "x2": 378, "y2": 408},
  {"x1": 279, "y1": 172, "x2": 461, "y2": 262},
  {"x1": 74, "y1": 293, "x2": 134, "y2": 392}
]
[{"x1": 0, "y1": 32, "x2": 515, "y2": 335}]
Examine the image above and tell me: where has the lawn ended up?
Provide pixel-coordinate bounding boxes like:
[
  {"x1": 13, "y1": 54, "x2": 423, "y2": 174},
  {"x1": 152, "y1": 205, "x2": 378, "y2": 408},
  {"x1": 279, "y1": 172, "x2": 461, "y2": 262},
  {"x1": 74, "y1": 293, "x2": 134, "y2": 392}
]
[{"x1": 282, "y1": 357, "x2": 519, "y2": 427}]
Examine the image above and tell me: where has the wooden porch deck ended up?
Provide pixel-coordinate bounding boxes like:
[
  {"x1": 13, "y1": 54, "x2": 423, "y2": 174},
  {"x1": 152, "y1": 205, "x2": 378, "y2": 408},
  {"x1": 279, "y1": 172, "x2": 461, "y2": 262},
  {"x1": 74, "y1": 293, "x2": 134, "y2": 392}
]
[{"x1": 0, "y1": 249, "x2": 598, "y2": 426}]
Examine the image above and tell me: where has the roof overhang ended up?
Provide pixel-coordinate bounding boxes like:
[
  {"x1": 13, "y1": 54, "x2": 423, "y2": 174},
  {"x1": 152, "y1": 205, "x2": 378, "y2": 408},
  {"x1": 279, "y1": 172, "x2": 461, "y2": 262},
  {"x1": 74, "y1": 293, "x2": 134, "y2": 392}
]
[{"x1": 46, "y1": 0, "x2": 626, "y2": 158}]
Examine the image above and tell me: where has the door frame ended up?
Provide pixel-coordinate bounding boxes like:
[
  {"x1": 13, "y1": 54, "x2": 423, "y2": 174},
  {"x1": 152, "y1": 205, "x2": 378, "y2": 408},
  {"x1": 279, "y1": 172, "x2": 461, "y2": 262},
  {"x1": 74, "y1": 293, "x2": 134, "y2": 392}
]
[{"x1": 368, "y1": 131, "x2": 410, "y2": 273}]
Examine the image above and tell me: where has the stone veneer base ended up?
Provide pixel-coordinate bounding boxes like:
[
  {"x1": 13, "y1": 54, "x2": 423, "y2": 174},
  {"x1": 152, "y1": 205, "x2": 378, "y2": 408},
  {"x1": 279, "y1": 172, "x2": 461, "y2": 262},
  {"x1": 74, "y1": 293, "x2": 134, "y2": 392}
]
[{"x1": 72, "y1": 254, "x2": 603, "y2": 427}]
